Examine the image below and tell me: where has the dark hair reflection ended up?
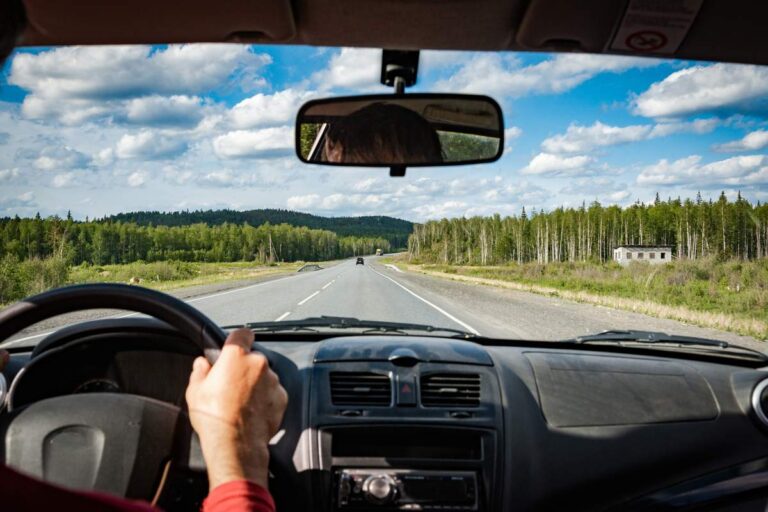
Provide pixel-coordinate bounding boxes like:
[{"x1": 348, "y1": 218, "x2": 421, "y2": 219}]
[{"x1": 324, "y1": 103, "x2": 444, "y2": 164}]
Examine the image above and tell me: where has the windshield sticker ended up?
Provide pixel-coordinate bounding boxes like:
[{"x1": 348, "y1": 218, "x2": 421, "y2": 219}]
[{"x1": 609, "y1": 0, "x2": 704, "y2": 55}]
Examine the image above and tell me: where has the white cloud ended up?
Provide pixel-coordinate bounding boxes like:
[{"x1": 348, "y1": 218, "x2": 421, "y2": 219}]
[
  {"x1": 286, "y1": 194, "x2": 321, "y2": 210},
  {"x1": 52, "y1": 172, "x2": 76, "y2": 188},
  {"x1": 637, "y1": 154, "x2": 768, "y2": 187},
  {"x1": 311, "y1": 48, "x2": 385, "y2": 92},
  {"x1": 0, "y1": 191, "x2": 37, "y2": 210},
  {"x1": 229, "y1": 89, "x2": 315, "y2": 129},
  {"x1": 9, "y1": 45, "x2": 270, "y2": 125},
  {"x1": 632, "y1": 63, "x2": 768, "y2": 118},
  {"x1": 127, "y1": 171, "x2": 148, "y2": 188},
  {"x1": 436, "y1": 54, "x2": 659, "y2": 97},
  {"x1": 0, "y1": 168, "x2": 20, "y2": 182},
  {"x1": 212, "y1": 126, "x2": 293, "y2": 159},
  {"x1": 115, "y1": 131, "x2": 189, "y2": 160},
  {"x1": 520, "y1": 152, "x2": 594, "y2": 176},
  {"x1": 714, "y1": 130, "x2": 768, "y2": 152},
  {"x1": 541, "y1": 119, "x2": 719, "y2": 154},
  {"x1": 33, "y1": 146, "x2": 91, "y2": 171},
  {"x1": 125, "y1": 95, "x2": 205, "y2": 127}
]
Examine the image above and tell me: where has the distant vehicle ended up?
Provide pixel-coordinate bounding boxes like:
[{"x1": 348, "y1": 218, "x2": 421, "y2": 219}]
[
  {"x1": 356, "y1": 257, "x2": 365, "y2": 265},
  {"x1": 375, "y1": 248, "x2": 382, "y2": 256}
]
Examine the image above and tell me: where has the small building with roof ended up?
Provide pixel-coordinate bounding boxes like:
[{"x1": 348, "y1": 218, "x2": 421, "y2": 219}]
[{"x1": 613, "y1": 245, "x2": 673, "y2": 266}]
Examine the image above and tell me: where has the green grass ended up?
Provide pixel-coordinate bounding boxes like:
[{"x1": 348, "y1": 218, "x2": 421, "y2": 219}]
[
  {"x1": 402, "y1": 257, "x2": 768, "y2": 339},
  {"x1": 0, "y1": 256, "x2": 305, "y2": 305}
]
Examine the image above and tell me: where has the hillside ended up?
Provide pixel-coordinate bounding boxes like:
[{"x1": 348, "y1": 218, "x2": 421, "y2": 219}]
[{"x1": 103, "y1": 209, "x2": 413, "y2": 247}]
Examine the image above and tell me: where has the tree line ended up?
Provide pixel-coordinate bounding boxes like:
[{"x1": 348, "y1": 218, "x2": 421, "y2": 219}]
[
  {"x1": 408, "y1": 193, "x2": 768, "y2": 265},
  {"x1": 0, "y1": 215, "x2": 391, "y2": 265},
  {"x1": 104, "y1": 208, "x2": 413, "y2": 248}
]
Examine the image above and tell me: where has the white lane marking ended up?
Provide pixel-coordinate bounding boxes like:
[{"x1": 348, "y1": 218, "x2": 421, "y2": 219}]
[
  {"x1": 385, "y1": 264, "x2": 403, "y2": 273},
  {"x1": 297, "y1": 291, "x2": 320, "y2": 306},
  {"x1": 322, "y1": 280, "x2": 335, "y2": 290},
  {"x1": 275, "y1": 312, "x2": 291, "y2": 321},
  {"x1": 368, "y1": 267, "x2": 480, "y2": 335},
  {"x1": 0, "y1": 274, "x2": 296, "y2": 348}
]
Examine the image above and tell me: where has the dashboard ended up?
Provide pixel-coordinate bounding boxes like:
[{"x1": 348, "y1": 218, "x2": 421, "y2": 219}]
[{"x1": 4, "y1": 318, "x2": 768, "y2": 511}]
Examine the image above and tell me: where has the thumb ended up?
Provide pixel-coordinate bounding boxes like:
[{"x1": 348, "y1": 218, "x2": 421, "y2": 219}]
[{"x1": 188, "y1": 356, "x2": 212, "y2": 386}]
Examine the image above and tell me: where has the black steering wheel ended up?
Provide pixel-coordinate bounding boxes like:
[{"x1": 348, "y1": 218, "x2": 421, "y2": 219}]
[{"x1": 0, "y1": 284, "x2": 228, "y2": 503}]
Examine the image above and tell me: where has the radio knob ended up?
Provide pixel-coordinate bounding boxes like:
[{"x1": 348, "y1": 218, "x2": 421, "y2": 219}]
[{"x1": 362, "y1": 474, "x2": 396, "y2": 504}]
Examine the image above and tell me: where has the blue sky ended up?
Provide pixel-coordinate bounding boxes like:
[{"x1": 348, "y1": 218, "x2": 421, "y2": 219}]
[{"x1": 0, "y1": 45, "x2": 767, "y2": 221}]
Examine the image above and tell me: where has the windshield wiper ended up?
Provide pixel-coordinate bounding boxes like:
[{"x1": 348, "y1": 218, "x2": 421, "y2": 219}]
[
  {"x1": 222, "y1": 316, "x2": 477, "y2": 339},
  {"x1": 565, "y1": 330, "x2": 767, "y2": 360}
]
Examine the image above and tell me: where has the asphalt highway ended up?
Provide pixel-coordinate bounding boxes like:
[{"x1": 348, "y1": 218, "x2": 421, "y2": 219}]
[{"x1": 0, "y1": 256, "x2": 760, "y2": 349}]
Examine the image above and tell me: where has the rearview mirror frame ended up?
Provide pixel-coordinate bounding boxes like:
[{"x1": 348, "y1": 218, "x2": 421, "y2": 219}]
[{"x1": 295, "y1": 93, "x2": 505, "y2": 169}]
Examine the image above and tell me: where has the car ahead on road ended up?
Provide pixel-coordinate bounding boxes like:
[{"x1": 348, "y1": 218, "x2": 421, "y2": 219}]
[
  {"x1": 356, "y1": 257, "x2": 364, "y2": 265},
  {"x1": 1, "y1": 1, "x2": 768, "y2": 512}
]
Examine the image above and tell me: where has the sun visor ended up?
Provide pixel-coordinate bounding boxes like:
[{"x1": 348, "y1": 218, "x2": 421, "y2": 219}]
[
  {"x1": 21, "y1": 0, "x2": 296, "y2": 46},
  {"x1": 294, "y1": 0, "x2": 527, "y2": 51}
]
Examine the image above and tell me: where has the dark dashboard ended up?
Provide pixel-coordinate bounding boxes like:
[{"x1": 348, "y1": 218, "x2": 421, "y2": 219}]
[{"x1": 3, "y1": 319, "x2": 768, "y2": 511}]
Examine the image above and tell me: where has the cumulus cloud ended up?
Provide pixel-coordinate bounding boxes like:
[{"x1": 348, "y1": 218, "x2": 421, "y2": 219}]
[
  {"x1": 9, "y1": 45, "x2": 270, "y2": 125},
  {"x1": 52, "y1": 172, "x2": 76, "y2": 188},
  {"x1": 714, "y1": 130, "x2": 768, "y2": 152},
  {"x1": 33, "y1": 146, "x2": 91, "y2": 171},
  {"x1": 632, "y1": 63, "x2": 768, "y2": 118},
  {"x1": 127, "y1": 171, "x2": 148, "y2": 188},
  {"x1": 212, "y1": 127, "x2": 293, "y2": 159},
  {"x1": 229, "y1": 89, "x2": 316, "y2": 129},
  {"x1": 541, "y1": 119, "x2": 719, "y2": 153},
  {"x1": 125, "y1": 95, "x2": 205, "y2": 127},
  {"x1": 520, "y1": 152, "x2": 594, "y2": 176},
  {"x1": 436, "y1": 54, "x2": 659, "y2": 97},
  {"x1": 0, "y1": 168, "x2": 20, "y2": 182},
  {"x1": 311, "y1": 48, "x2": 386, "y2": 92},
  {"x1": 0, "y1": 191, "x2": 37, "y2": 210},
  {"x1": 115, "y1": 131, "x2": 189, "y2": 160},
  {"x1": 637, "y1": 154, "x2": 768, "y2": 187}
]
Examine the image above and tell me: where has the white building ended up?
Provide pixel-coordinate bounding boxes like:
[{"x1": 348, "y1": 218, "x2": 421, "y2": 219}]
[{"x1": 613, "y1": 245, "x2": 672, "y2": 265}]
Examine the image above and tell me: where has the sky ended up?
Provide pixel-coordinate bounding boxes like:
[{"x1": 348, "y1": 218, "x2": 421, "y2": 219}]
[{"x1": 0, "y1": 45, "x2": 767, "y2": 222}]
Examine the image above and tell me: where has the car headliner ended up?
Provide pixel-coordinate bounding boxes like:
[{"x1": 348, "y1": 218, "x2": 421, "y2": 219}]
[{"x1": 17, "y1": 0, "x2": 768, "y2": 66}]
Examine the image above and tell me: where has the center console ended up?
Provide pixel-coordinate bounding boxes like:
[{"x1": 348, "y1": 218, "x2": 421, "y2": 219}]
[{"x1": 310, "y1": 336, "x2": 503, "y2": 511}]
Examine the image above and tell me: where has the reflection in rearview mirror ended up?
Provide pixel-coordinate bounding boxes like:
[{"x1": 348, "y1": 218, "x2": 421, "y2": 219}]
[{"x1": 296, "y1": 94, "x2": 504, "y2": 167}]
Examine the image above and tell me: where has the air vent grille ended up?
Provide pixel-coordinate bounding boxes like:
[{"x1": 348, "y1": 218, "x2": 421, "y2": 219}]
[
  {"x1": 421, "y1": 373, "x2": 481, "y2": 407},
  {"x1": 330, "y1": 372, "x2": 392, "y2": 406}
]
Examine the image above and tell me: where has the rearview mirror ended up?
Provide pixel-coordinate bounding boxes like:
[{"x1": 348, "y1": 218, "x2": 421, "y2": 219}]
[{"x1": 296, "y1": 94, "x2": 504, "y2": 168}]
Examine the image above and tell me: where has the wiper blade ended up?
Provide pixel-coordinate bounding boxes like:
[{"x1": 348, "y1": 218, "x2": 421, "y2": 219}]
[
  {"x1": 223, "y1": 316, "x2": 476, "y2": 339},
  {"x1": 566, "y1": 330, "x2": 766, "y2": 360}
]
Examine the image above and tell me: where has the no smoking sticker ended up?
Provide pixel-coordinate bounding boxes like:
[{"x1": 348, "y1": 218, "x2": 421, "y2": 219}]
[
  {"x1": 625, "y1": 30, "x2": 668, "y2": 52},
  {"x1": 610, "y1": 0, "x2": 703, "y2": 55}
]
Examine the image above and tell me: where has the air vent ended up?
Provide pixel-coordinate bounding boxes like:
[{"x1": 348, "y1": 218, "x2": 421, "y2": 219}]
[
  {"x1": 330, "y1": 372, "x2": 392, "y2": 406},
  {"x1": 421, "y1": 373, "x2": 481, "y2": 408}
]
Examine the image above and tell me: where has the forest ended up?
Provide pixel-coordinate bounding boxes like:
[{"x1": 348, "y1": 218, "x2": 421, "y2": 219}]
[
  {"x1": 104, "y1": 209, "x2": 413, "y2": 247},
  {"x1": 0, "y1": 216, "x2": 391, "y2": 265},
  {"x1": 408, "y1": 193, "x2": 768, "y2": 265}
]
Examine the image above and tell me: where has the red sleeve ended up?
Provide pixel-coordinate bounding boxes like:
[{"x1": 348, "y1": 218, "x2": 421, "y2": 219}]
[
  {"x1": 0, "y1": 464, "x2": 156, "y2": 512},
  {"x1": 202, "y1": 480, "x2": 276, "y2": 512}
]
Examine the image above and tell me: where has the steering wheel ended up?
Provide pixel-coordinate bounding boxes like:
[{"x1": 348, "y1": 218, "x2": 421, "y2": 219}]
[{"x1": 0, "y1": 284, "x2": 227, "y2": 503}]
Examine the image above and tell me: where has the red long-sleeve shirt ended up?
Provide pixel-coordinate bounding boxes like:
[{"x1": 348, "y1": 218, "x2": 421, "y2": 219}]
[{"x1": 0, "y1": 464, "x2": 275, "y2": 512}]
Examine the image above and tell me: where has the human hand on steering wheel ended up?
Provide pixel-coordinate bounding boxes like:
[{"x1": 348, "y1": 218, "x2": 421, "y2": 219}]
[{"x1": 186, "y1": 328, "x2": 288, "y2": 492}]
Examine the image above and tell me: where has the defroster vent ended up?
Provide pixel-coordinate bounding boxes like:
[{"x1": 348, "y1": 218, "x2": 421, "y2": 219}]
[
  {"x1": 330, "y1": 372, "x2": 392, "y2": 406},
  {"x1": 421, "y1": 373, "x2": 481, "y2": 407}
]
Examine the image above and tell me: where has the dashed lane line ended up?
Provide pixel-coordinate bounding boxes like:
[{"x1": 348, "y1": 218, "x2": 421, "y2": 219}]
[{"x1": 297, "y1": 291, "x2": 320, "y2": 306}]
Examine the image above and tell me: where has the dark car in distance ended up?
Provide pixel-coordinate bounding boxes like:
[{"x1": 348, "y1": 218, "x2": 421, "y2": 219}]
[{"x1": 356, "y1": 257, "x2": 364, "y2": 265}]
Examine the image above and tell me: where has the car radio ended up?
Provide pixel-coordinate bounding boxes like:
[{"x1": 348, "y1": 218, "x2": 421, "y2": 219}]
[{"x1": 335, "y1": 469, "x2": 479, "y2": 510}]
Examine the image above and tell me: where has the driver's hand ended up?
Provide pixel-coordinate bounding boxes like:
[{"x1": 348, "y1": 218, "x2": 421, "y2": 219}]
[{"x1": 185, "y1": 328, "x2": 288, "y2": 491}]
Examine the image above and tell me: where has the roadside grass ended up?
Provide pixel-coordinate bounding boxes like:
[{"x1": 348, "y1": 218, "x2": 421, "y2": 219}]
[
  {"x1": 69, "y1": 260, "x2": 304, "y2": 292},
  {"x1": 390, "y1": 255, "x2": 768, "y2": 340},
  {"x1": 0, "y1": 256, "x2": 306, "y2": 305}
]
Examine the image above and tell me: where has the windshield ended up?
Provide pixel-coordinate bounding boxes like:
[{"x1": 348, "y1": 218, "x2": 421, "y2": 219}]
[{"x1": 0, "y1": 45, "x2": 766, "y2": 350}]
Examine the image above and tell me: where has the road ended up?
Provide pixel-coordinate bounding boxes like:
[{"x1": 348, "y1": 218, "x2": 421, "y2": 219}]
[{"x1": 0, "y1": 257, "x2": 761, "y2": 350}]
